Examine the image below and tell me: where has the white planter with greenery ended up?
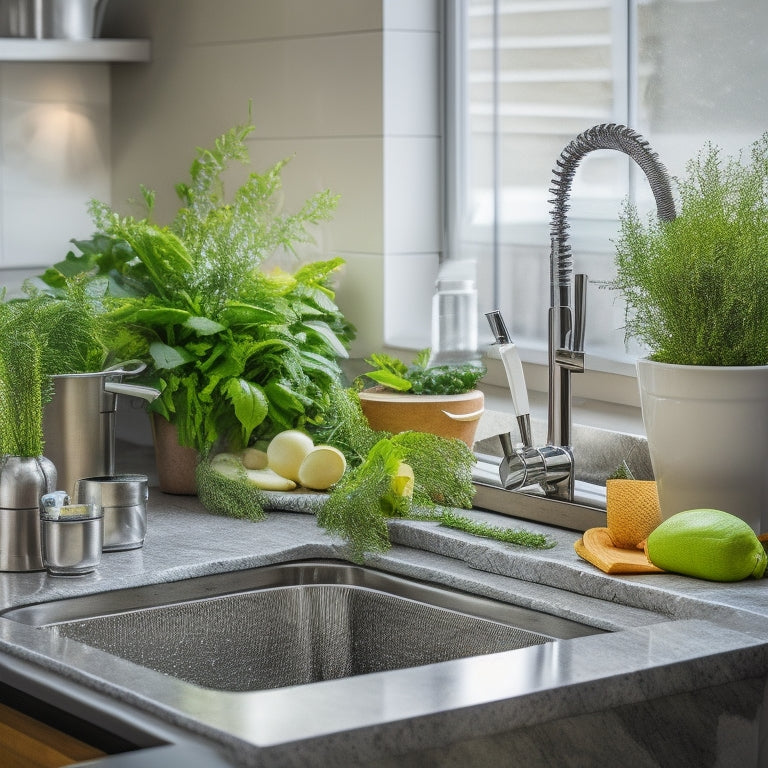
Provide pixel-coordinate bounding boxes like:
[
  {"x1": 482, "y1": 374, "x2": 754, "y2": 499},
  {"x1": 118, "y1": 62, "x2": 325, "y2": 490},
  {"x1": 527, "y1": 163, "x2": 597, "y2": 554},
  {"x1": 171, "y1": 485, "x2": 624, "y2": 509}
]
[
  {"x1": 612, "y1": 135, "x2": 768, "y2": 533},
  {"x1": 637, "y1": 360, "x2": 768, "y2": 532}
]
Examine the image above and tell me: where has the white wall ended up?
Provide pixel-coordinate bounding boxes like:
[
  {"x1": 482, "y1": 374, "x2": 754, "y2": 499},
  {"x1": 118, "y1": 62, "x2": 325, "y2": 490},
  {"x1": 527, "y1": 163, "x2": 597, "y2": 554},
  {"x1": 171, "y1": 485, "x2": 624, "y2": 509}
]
[
  {"x1": 0, "y1": 61, "x2": 110, "y2": 289},
  {"x1": 102, "y1": 0, "x2": 442, "y2": 358}
]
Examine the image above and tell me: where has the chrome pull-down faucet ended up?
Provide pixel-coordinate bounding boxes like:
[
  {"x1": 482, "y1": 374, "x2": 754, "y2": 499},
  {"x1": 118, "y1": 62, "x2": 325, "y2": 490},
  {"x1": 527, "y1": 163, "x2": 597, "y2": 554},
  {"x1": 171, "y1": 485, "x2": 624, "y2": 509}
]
[{"x1": 489, "y1": 123, "x2": 677, "y2": 503}]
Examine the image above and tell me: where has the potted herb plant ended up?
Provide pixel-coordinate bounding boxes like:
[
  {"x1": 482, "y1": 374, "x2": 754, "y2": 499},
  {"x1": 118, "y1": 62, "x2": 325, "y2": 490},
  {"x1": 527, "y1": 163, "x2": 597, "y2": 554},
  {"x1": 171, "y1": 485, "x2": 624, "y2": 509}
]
[
  {"x1": 609, "y1": 134, "x2": 768, "y2": 532},
  {"x1": 354, "y1": 350, "x2": 486, "y2": 447},
  {"x1": 38, "y1": 119, "x2": 354, "y2": 494}
]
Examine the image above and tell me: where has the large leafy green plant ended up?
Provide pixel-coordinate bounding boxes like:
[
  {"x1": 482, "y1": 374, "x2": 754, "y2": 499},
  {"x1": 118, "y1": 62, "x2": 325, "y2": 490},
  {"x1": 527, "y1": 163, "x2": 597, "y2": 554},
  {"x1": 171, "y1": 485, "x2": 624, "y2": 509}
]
[
  {"x1": 36, "y1": 120, "x2": 354, "y2": 454},
  {"x1": 610, "y1": 134, "x2": 768, "y2": 366}
]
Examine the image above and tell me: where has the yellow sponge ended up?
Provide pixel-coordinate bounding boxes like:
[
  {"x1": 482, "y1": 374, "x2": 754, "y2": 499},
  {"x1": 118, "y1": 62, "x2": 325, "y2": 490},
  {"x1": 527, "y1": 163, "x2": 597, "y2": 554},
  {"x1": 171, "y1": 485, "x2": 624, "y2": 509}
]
[{"x1": 605, "y1": 479, "x2": 662, "y2": 548}]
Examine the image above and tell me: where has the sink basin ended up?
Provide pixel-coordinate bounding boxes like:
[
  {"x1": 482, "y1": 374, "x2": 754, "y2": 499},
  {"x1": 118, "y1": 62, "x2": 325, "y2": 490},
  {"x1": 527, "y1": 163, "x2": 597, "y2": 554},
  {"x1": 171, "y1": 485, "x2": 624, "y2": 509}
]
[{"x1": 4, "y1": 560, "x2": 603, "y2": 692}]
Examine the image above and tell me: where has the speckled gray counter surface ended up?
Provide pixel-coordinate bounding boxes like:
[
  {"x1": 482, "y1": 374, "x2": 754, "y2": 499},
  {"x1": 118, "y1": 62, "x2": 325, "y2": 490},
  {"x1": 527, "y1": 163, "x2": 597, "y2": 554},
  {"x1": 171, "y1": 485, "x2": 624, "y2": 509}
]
[{"x1": 1, "y1": 490, "x2": 768, "y2": 767}]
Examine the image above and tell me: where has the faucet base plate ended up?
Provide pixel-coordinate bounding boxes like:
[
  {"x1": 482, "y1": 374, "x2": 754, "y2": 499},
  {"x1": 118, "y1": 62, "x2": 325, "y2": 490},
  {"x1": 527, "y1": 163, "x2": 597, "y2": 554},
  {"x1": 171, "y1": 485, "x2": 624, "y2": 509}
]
[{"x1": 472, "y1": 454, "x2": 606, "y2": 532}]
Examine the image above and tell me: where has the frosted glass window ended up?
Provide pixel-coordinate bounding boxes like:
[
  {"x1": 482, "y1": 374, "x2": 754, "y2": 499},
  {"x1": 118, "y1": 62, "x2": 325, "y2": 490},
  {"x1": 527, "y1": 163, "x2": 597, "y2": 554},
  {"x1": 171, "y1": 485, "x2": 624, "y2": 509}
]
[{"x1": 448, "y1": 0, "x2": 768, "y2": 373}]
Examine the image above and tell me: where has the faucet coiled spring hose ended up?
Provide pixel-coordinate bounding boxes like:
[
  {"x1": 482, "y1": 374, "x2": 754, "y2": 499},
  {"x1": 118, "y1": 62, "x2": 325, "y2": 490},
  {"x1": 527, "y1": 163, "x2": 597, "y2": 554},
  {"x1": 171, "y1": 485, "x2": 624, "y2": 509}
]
[{"x1": 548, "y1": 123, "x2": 677, "y2": 306}]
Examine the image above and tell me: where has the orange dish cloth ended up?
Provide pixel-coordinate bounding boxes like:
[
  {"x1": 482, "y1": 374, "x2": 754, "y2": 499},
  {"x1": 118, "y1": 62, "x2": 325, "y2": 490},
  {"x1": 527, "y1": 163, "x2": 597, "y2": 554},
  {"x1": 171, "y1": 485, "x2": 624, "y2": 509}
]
[{"x1": 575, "y1": 527, "x2": 664, "y2": 575}]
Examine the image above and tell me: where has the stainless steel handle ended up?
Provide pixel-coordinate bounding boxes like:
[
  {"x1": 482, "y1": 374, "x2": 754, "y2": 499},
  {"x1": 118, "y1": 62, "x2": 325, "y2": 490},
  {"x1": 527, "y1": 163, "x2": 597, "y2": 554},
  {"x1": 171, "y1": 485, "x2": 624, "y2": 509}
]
[
  {"x1": 485, "y1": 310, "x2": 511, "y2": 345},
  {"x1": 103, "y1": 360, "x2": 147, "y2": 378},
  {"x1": 573, "y1": 273, "x2": 587, "y2": 353}
]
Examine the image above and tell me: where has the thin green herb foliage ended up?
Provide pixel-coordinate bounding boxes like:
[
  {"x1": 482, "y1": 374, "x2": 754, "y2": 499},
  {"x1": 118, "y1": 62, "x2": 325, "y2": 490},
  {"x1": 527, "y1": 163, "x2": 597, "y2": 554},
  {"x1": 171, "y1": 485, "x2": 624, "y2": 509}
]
[
  {"x1": 195, "y1": 458, "x2": 267, "y2": 522},
  {"x1": 610, "y1": 135, "x2": 768, "y2": 366},
  {"x1": 309, "y1": 385, "x2": 384, "y2": 466},
  {"x1": 317, "y1": 429, "x2": 480, "y2": 562},
  {"x1": 0, "y1": 305, "x2": 45, "y2": 456},
  {"x1": 0, "y1": 286, "x2": 111, "y2": 457},
  {"x1": 357, "y1": 349, "x2": 485, "y2": 395},
  {"x1": 433, "y1": 509, "x2": 556, "y2": 549},
  {"x1": 32, "y1": 117, "x2": 354, "y2": 455}
]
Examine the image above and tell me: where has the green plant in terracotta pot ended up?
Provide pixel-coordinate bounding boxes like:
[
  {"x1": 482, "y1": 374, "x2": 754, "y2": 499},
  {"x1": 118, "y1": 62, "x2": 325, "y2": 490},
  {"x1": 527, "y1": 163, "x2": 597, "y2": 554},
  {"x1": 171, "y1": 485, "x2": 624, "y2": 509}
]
[
  {"x1": 608, "y1": 133, "x2": 768, "y2": 531},
  {"x1": 354, "y1": 350, "x2": 486, "y2": 447},
  {"x1": 35, "y1": 119, "x2": 354, "y2": 494}
]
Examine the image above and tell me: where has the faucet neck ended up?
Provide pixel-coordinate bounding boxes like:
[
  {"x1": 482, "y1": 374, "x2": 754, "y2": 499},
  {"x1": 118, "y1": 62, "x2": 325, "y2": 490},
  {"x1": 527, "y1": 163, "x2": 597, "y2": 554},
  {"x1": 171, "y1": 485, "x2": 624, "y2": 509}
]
[{"x1": 546, "y1": 123, "x2": 676, "y2": 458}]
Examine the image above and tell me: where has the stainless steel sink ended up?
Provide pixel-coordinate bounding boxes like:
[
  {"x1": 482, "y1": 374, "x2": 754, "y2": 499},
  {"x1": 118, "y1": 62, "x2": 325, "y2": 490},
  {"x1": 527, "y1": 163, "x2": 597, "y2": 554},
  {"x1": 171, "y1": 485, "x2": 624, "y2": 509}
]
[{"x1": 4, "y1": 560, "x2": 603, "y2": 692}]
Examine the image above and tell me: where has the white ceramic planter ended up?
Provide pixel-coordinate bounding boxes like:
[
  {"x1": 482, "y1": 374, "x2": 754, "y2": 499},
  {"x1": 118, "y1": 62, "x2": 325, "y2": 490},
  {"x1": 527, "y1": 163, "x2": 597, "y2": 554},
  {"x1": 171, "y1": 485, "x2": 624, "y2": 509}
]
[{"x1": 637, "y1": 358, "x2": 768, "y2": 533}]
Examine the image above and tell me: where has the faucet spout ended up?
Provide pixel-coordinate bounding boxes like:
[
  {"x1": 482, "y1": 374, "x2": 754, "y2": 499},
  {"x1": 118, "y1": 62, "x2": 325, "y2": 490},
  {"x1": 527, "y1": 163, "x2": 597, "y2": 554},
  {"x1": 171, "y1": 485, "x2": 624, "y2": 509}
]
[
  {"x1": 488, "y1": 124, "x2": 676, "y2": 505},
  {"x1": 546, "y1": 123, "x2": 676, "y2": 475}
]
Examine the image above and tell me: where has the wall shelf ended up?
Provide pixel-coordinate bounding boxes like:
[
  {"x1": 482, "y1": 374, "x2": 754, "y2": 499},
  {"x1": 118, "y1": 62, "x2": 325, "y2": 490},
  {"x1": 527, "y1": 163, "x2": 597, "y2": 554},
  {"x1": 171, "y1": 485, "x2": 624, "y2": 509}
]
[{"x1": 0, "y1": 38, "x2": 150, "y2": 62}]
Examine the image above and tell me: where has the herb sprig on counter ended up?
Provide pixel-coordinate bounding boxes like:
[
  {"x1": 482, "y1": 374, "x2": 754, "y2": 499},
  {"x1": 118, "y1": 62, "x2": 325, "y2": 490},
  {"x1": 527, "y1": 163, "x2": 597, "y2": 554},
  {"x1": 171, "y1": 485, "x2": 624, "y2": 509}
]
[
  {"x1": 316, "y1": 406, "x2": 555, "y2": 561},
  {"x1": 356, "y1": 349, "x2": 485, "y2": 395},
  {"x1": 194, "y1": 385, "x2": 555, "y2": 562},
  {"x1": 433, "y1": 510, "x2": 555, "y2": 549}
]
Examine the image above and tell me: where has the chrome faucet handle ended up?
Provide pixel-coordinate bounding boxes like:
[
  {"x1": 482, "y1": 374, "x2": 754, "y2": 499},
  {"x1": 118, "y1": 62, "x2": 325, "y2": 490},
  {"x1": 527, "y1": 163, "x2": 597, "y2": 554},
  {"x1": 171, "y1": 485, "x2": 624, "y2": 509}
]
[
  {"x1": 573, "y1": 273, "x2": 587, "y2": 353},
  {"x1": 486, "y1": 310, "x2": 511, "y2": 346},
  {"x1": 554, "y1": 274, "x2": 587, "y2": 374}
]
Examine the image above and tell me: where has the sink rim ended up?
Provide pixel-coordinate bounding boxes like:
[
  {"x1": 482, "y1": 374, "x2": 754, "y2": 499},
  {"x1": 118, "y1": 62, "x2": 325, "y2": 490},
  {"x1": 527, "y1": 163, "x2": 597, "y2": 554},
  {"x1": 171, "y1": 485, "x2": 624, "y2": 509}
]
[
  {"x1": 2, "y1": 558, "x2": 602, "y2": 641},
  {"x1": 0, "y1": 557, "x2": 759, "y2": 766}
]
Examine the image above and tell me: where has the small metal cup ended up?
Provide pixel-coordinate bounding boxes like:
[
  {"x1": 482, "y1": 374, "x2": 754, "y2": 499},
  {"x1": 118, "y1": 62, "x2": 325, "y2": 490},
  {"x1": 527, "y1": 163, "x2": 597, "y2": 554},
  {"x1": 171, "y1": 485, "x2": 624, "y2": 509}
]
[
  {"x1": 74, "y1": 474, "x2": 148, "y2": 551},
  {"x1": 40, "y1": 502, "x2": 103, "y2": 576}
]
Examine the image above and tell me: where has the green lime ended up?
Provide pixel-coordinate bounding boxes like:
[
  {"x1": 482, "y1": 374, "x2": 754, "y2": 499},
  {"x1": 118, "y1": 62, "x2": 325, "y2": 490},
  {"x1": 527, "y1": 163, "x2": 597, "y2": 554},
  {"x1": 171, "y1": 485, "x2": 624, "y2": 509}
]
[{"x1": 646, "y1": 508, "x2": 767, "y2": 582}]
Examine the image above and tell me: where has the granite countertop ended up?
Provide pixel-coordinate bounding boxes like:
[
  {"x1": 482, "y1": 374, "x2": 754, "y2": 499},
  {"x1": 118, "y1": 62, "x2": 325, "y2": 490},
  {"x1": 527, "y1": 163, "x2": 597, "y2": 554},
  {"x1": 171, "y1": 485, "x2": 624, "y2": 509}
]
[{"x1": 1, "y1": 479, "x2": 768, "y2": 767}]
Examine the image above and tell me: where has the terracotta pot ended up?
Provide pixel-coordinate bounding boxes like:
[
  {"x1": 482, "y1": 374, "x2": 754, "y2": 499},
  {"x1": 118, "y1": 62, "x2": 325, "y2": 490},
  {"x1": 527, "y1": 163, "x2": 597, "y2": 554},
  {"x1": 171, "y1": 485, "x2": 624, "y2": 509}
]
[
  {"x1": 357, "y1": 387, "x2": 484, "y2": 447},
  {"x1": 151, "y1": 414, "x2": 199, "y2": 495}
]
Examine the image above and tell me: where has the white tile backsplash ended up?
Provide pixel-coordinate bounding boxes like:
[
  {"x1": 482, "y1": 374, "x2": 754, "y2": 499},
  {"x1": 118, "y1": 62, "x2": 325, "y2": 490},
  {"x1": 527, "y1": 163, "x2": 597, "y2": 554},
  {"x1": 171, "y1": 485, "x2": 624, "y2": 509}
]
[
  {"x1": 0, "y1": 62, "x2": 110, "y2": 104},
  {"x1": 181, "y1": 0, "x2": 382, "y2": 43},
  {"x1": 334, "y1": 250, "x2": 385, "y2": 357},
  {"x1": 245, "y1": 136, "x2": 385, "y2": 256},
  {"x1": 2, "y1": 191, "x2": 99, "y2": 268},
  {"x1": 0, "y1": 63, "x2": 110, "y2": 267},
  {"x1": 0, "y1": 0, "x2": 442, "y2": 357}
]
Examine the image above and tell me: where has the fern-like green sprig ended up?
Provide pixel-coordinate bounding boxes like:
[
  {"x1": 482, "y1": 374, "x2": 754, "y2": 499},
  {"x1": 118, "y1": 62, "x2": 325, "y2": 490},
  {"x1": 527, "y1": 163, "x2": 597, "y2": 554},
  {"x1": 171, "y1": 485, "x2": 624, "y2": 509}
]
[
  {"x1": 390, "y1": 431, "x2": 476, "y2": 510},
  {"x1": 610, "y1": 135, "x2": 768, "y2": 365},
  {"x1": 317, "y1": 441, "x2": 398, "y2": 562},
  {"x1": 195, "y1": 458, "x2": 267, "y2": 522},
  {"x1": 0, "y1": 311, "x2": 45, "y2": 457},
  {"x1": 431, "y1": 509, "x2": 556, "y2": 549}
]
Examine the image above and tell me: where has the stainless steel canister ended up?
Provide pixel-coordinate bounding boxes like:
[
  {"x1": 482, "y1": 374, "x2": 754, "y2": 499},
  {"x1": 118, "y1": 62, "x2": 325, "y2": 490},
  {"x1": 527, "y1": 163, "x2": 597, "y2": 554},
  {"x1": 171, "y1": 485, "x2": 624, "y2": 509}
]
[
  {"x1": 40, "y1": 502, "x2": 103, "y2": 576},
  {"x1": 42, "y1": 362, "x2": 159, "y2": 497},
  {"x1": 0, "y1": 455, "x2": 56, "y2": 572},
  {"x1": 74, "y1": 474, "x2": 148, "y2": 551}
]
